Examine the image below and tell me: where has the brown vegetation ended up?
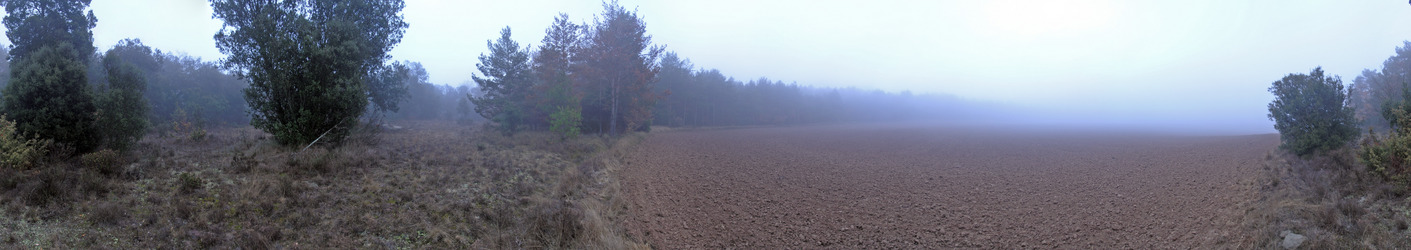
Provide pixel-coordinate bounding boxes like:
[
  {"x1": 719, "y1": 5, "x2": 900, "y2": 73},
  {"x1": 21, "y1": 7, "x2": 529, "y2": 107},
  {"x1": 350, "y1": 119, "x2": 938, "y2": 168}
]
[
  {"x1": 0, "y1": 121, "x2": 645, "y2": 248},
  {"x1": 1238, "y1": 148, "x2": 1411, "y2": 248}
]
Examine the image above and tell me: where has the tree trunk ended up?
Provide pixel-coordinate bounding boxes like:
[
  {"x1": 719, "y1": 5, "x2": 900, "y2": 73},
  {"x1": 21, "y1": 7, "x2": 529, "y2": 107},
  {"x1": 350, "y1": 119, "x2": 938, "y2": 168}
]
[{"x1": 610, "y1": 79, "x2": 619, "y2": 137}]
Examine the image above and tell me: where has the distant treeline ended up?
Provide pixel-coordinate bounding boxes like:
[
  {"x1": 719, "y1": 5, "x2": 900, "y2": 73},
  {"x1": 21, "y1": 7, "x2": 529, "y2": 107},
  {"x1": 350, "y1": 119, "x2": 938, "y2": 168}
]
[
  {"x1": 463, "y1": 3, "x2": 978, "y2": 136},
  {"x1": 651, "y1": 53, "x2": 978, "y2": 127},
  {"x1": 366, "y1": 61, "x2": 479, "y2": 122},
  {"x1": 97, "y1": 40, "x2": 248, "y2": 130},
  {"x1": 1349, "y1": 41, "x2": 1411, "y2": 132},
  {"x1": 0, "y1": 39, "x2": 248, "y2": 134},
  {"x1": 0, "y1": 1, "x2": 983, "y2": 141}
]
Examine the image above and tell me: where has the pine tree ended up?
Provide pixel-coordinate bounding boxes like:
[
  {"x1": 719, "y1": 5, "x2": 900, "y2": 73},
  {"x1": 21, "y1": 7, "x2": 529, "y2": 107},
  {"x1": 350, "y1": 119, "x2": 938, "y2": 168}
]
[
  {"x1": 578, "y1": 2, "x2": 664, "y2": 135},
  {"x1": 471, "y1": 27, "x2": 534, "y2": 134},
  {"x1": 535, "y1": 13, "x2": 583, "y2": 136}
]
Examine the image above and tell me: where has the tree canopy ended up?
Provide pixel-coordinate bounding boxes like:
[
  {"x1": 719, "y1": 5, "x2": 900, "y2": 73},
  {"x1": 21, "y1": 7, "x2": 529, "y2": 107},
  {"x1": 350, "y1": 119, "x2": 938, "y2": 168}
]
[
  {"x1": 1268, "y1": 67, "x2": 1359, "y2": 156},
  {"x1": 211, "y1": 0, "x2": 408, "y2": 146},
  {"x1": 471, "y1": 27, "x2": 534, "y2": 134},
  {"x1": 94, "y1": 39, "x2": 151, "y2": 151},
  {"x1": 2, "y1": 42, "x2": 97, "y2": 152},
  {"x1": 0, "y1": 0, "x2": 99, "y2": 153},
  {"x1": 577, "y1": 3, "x2": 664, "y2": 135},
  {"x1": 1349, "y1": 41, "x2": 1411, "y2": 132},
  {"x1": 2, "y1": 0, "x2": 95, "y2": 63}
]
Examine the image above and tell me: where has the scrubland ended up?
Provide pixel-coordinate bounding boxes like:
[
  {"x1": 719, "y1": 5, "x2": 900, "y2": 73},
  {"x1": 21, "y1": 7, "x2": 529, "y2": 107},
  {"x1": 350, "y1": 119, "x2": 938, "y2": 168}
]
[
  {"x1": 0, "y1": 121, "x2": 645, "y2": 249},
  {"x1": 1238, "y1": 148, "x2": 1411, "y2": 248}
]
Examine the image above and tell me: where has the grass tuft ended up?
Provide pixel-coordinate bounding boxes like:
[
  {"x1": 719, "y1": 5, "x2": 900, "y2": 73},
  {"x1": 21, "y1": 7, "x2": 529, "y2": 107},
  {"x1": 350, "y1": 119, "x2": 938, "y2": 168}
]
[{"x1": 1238, "y1": 148, "x2": 1411, "y2": 248}]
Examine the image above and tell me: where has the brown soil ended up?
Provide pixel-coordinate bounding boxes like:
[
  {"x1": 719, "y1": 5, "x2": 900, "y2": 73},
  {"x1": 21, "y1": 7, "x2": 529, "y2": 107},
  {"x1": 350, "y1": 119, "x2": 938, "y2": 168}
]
[{"x1": 621, "y1": 123, "x2": 1278, "y2": 249}]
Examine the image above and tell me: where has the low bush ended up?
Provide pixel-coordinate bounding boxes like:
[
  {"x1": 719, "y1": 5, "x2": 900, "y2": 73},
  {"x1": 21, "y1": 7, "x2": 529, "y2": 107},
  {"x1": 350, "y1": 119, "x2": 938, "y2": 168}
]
[
  {"x1": 229, "y1": 152, "x2": 257, "y2": 173},
  {"x1": 18, "y1": 167, "x2": 69, "y2": 206},
  {"x1": 170, "y1": 108, "x2": 206, "y2": 142},
  {"x1": 87, "y1": 200, "x2": 126, "y2": 226},
  {"x1": 0, "y1": 115, "x2": 50, "y2": 169},
  {"x1": 550, "y1": 105, "x2": 582, "y2": 140},
  {"x1": 1359, "y1": 130, "x2": 1411, "y2": 186},
  {"x1": 80, "y1": 149, "x2": 121, "y2": 176},
  {"x1": 177, "y1": 172, "x2": 203, "y2": 193},
  {"x1": 1360, "y1": 84, "x2": 1411, "y2": 187}
]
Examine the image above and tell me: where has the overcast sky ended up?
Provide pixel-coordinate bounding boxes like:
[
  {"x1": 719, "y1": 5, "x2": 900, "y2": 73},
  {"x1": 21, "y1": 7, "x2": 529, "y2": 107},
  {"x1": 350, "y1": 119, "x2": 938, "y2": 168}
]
[{"x1": 60, "y1": 0, "x2": 1411, "y2": 133}]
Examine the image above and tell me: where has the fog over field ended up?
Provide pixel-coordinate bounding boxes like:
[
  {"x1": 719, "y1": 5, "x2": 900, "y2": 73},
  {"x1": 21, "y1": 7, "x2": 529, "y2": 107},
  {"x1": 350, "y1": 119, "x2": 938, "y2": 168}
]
[
  {"x1": 6, "y1": 1, "x2": 1411, "y2": 248},
  {"x1": 57, "y1": 0, "x2": 1411, "y2": 135}
]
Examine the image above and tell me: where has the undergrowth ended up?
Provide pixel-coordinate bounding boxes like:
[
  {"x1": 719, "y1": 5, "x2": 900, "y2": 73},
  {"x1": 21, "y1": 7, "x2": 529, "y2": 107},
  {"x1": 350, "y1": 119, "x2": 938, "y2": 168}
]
[
  {"x1": 0, "y1": 121, "x2": 648, "y2": 248},
  {"x1": 1240, "y1": 148, "x2": 1411, "y2": 248},
  {"x1": 1, "y1": 115, "x2": 51, "y2": 169}
]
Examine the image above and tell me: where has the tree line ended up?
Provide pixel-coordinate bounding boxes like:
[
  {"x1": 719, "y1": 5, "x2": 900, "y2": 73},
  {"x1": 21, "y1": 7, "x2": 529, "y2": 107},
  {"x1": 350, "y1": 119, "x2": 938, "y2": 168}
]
[
  {"x1": 1266, "y1": 40, "x2": 1411, "y2": 187},
  {"x1": 1349, "y1": 41, "x2": 1411, "y2": 132},
  {"x1": 0, "y1": 38, "x2": 252, "y2": 136},
  {"x1": 2, "y1": 0, "x2": 976, "y2": 160},
  {"x1": 469, "y1": 2, "x2": 973, "y2": 138}
]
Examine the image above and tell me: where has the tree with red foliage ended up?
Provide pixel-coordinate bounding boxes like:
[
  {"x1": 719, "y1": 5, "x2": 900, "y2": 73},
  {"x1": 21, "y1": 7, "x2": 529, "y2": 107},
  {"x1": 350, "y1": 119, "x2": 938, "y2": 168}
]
[
  {"x1": 576, "y1": 1, "x2": 663, "y2": 136},
  {"x1": 533, "y1": 13, "x2": 583, "y2": 135}
]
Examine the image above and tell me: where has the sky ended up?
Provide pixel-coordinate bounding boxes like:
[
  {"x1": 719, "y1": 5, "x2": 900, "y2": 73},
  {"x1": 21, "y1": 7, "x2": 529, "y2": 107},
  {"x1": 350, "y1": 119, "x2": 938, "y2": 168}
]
[{"x1": 57, "y1": 0, "x2": 1411, "y2": 133}]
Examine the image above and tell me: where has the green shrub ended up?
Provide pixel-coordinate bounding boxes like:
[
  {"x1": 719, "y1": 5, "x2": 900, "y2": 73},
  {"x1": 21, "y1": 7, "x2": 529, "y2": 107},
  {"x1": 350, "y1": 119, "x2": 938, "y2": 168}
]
[
  {"x1": 1, "y1": 115, "x2": 50, "y2": 169},
  {"x1": 229, "y1": 152, "x2": 257, "y2": 173},
  {"x1": 1267, "y1": 67, "x2": 1359, "y2": 156},
  {"x1": 177, "y1": 172, "x2": 203, "y2": 193},
  {"x1": 80, "y1": 149, "x2": 121, "y2": 175},
  {"x1": 1, "y1": 42, "x2": 100, "y2": 153},
  {"x1": 170, "y1": 107, "x2": 207, "y2": 142},
  {"x1": 1361, "y1": 81, "x2": 1411, "y2": 186},
  {"x1": 1359, "y1": 130, "x2": 1411, "y2": 185},
  {"x1": 550, "y1": 105, "x2": 581, "y2": 139},
  {"x1": 188, "y1": 128, "x2": 208, "y2": 142}
]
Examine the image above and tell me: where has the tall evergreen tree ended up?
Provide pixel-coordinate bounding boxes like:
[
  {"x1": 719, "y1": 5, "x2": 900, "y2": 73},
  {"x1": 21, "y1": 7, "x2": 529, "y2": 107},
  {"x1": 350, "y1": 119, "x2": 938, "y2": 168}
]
[
  {"x1": 1348, "y1": 41, "x2": 1411, "y2": 132},
  {"x1": 535, "y1": 13, "x2": 583, "y2": 136},
  {"x1": 2, "y1": 43, "x2": 96, "y2": 152},
  {"x1": 652, "y1": 51, "x2": 692, "y2": 126},
  {"x1": 0, "y1": 46, "x2": 10, "y2": 92},
  {"x1": 0, "y1": 0, "x2": 99, "y2": 153},
  {"x1": 471, "y1": 27, "x2": 533, "y2": 133},
  {"x1": 579, "y1": 1, "x2": 663, "y2": 135},
  {"x1": 2, "y1": 0, "x2": 95, "y2": 63}
]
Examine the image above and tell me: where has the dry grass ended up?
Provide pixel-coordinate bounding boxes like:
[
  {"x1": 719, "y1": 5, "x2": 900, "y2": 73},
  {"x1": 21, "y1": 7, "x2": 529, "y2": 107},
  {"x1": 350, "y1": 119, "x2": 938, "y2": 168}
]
[
  {"x1": 0, "y1": 120, "x2": 648, "y2": 248},
  {"x1": 1238, "y1": 147, "x2": 1411, "y2": 248}
]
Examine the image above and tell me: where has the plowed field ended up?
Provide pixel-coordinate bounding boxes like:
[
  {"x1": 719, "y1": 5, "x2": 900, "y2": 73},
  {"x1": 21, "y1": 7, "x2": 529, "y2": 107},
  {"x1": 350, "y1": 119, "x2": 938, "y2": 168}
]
[{"x1": 621, "y1": 123, "x2": 1277, "y2": 249}]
